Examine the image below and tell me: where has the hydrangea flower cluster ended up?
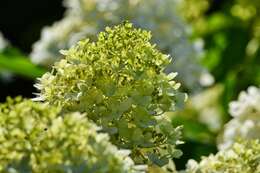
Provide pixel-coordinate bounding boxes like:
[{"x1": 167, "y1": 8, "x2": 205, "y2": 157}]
[
  {"x1": 36, "y1": 23, "x2": 185, "y2": 166},
  {"x1": 31, "y1": 0, "x2": 210, "y2": 92},
  {"x1": 218, "y1": 86, "x2": 260, "y2": 150},
  {"x1": 0, "y1": 97, "x2": 143, "y2": 173},
  {"x1": 185, "y1": 139, "x2": 260, "y2": 173}
]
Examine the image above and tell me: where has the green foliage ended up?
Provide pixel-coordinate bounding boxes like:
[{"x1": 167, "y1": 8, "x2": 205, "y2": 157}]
[
  {"x1": 178, "y1": 0, "x2": 210, "y2": 23},
  {"x1": 179, "y1": 0, "x2": 260, "y2": 99},
  {"x1": 36, "y1": 22, "x2": 185, "y2": 166},
  {"x1": 0, "y1": 47, "x2": 46, "y2": 78},
  {"x1": 0, "y1": 32, "x2": 46, "y2": 79},
  {"x1": 185, "y1": 139, "x2": 260, "y2": 173},
  {"x1": 0, "y1": 97, "x2": 142, "y2": 173}
]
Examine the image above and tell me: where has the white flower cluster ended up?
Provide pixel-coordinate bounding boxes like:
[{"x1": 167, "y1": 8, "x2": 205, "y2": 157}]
[
  {"x1": 0, "y1": 32, "x2": 8, "y2": 52},
  {"x1": 185, "y1": 140, "x2": 260, "y2": 173},
  {"x1": 218, "y1": 86, "x2": 260, "y2": 150},
  {"x1": 30, "y1": 16, "x2": 93, "y2": 66},
  {"x1": 0, "y1": 98, "x2": 146, "y2": 173},
  {"x1": 31, "y1": 0, "x2": 212, "y2": 91}
]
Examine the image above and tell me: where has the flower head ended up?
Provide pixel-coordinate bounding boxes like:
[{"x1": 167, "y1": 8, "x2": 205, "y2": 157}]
[
  {"x1": 0, "y1": 97, "x2": 143, "y2": 173},
  {"x1": 36, "y1": 22, "x2": 185, "y2": 165},
  {"x1": 185, "y1": 139, "x2": 260, "y2": 173},
  {"x1": 218, "y1": 86, "x2": 260, "y2": 150}
]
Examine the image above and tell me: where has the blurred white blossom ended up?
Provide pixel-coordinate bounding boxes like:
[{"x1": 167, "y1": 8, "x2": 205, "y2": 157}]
[
  {"x1": 0, "y1": 32, "x2": 8, "y2": 52},
  {"x1": 218, "y1": 86, "x2": 260, "y2": 150},
  {"x1": 31, "y1": 0, "x2": 212, "y2": 92},
  {"x1": 199, "y1": 71, "x2": 215, "y2": 87},
  {"x1": 191, "y1": 85, "x2": 224, "y2": 132},
  {"x1": 31, "y1": 16, "x2": 96, "y2": 66},
  {"x1": 0, "y1": 32, "x2": 13, "y2": 82},
  {"x1": 229, "y1": 86, "x2": 260, "y2": 117}
]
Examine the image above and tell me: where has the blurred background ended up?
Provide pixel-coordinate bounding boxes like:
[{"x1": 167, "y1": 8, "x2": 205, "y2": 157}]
[
  {"x1": 0, "y1": 0, "x2": 259, "y2": 170},
  {"x1": 0, "y1": 0, "x2": 64, "y2": 101}
]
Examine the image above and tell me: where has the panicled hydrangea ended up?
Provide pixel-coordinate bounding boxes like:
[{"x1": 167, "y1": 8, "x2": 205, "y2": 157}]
[
  {"x1": 185, "y1": 139, "x2": 260, "y2": 173},
  {"x1": 36, "y1": 23, "x2": 185, "y2": 166},
  {"x1": 218, "y1": 86, "x2": 260, "y2": 150},
  {"x1": 31, "y1": 0, "x2": 211, "y2": 92},
  {"x1": 0, "y1": 97, "x2": 145, "y2": 173}
]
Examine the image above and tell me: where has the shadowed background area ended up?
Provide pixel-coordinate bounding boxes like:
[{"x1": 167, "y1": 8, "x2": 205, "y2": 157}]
[{"x1": 0, "y1": 0, "x2": 64, "y2": 101}]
